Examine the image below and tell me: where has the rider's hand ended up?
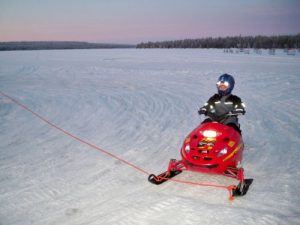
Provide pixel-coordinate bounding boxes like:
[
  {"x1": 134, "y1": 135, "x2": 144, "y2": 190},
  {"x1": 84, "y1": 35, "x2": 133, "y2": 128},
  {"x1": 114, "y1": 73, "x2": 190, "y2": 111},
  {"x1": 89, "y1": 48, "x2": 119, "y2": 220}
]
[
  {"x1": 198, "y1": 108, "x2": 207, "y2": 115},
  {"x1": 231, "y1": 109, "x2": 245, "y2": 115}
]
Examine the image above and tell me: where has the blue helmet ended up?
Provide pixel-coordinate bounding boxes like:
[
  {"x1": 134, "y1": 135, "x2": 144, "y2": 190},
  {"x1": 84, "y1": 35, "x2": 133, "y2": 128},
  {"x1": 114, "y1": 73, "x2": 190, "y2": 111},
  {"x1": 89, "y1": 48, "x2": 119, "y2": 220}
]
[{"x1": 216, "y1": 73, "x2": 235, "y2": 96}]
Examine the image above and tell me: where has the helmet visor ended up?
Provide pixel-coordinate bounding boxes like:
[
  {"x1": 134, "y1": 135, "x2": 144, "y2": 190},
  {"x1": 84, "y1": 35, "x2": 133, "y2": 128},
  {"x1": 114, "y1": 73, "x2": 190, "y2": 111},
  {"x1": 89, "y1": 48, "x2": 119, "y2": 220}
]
[{"x1": 216, "y1": 81, "x2": 230, "y2": 91}]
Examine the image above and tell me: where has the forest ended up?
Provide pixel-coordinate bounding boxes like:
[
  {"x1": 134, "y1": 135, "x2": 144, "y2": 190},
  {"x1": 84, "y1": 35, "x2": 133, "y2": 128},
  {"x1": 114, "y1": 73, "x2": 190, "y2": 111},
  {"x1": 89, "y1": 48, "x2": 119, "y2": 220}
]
[
  {"x1": 0, "y1": 41, "x2": 135, "y2": 51},
  {"x1": 136, "y1": 34, "x2": 300, "y2": 49}
]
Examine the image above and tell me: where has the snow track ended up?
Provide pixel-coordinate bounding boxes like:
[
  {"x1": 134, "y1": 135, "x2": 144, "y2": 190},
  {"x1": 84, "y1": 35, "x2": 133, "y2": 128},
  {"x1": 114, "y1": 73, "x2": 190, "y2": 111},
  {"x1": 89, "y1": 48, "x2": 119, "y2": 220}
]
[{"x1": 1, "y1": 49, "x2": 300, "y2": 225}]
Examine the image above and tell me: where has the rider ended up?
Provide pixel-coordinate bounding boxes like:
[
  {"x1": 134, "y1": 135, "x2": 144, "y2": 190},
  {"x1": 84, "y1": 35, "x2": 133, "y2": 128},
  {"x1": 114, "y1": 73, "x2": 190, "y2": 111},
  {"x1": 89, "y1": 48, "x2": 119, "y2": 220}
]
[{"x1": 198, "y1": 73, "x2": 246, "y2": 133}]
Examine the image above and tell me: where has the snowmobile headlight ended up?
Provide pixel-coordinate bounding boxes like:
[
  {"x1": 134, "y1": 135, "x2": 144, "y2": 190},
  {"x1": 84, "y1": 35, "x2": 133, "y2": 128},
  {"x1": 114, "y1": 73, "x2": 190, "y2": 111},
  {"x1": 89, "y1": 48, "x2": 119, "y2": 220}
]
[
  {"x1": 202, "y1": 130, "x2": 217, "y2": 138},
  {"x1": 217, "y1": 148, "x2": 228, "y2": 157},
  {"x1": 184, "y1": 144, "x2": 190, "y2": 153}
]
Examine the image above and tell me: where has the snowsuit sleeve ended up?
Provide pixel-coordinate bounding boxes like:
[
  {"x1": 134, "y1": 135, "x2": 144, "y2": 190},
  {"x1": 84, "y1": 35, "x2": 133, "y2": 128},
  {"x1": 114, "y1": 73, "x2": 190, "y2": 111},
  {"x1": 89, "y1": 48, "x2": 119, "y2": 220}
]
[
  {"x1": 198, "y1": 94, "x2": 220, "y2": 115},
  {"x1": 231, "y1": 95, "x2": 246, "y2": 115}
]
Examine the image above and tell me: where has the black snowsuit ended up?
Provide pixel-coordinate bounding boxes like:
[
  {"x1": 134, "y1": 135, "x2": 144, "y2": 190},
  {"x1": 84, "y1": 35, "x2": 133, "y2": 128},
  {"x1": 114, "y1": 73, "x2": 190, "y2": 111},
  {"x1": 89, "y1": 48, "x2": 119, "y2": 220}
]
[{"x1": 199, "y1": 93, "x2": 246, "y2": 132}]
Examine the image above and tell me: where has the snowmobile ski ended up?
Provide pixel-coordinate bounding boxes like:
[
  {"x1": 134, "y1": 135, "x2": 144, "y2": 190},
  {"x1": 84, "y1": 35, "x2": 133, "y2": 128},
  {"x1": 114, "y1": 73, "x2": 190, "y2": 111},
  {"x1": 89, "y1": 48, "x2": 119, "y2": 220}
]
[
  {"x1": 148, "y1": 170, "x2": 182, "y2": 185},
  {"x1": 232, "y1": 178, "x2": 253, "y2": 196}
]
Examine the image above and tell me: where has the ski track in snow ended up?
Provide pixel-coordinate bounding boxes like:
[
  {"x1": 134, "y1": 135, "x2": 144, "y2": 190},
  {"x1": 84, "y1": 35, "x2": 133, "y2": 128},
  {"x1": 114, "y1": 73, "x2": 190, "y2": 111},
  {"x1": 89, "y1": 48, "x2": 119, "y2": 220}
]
[{"x1": 0, "y1": 49, "x2": 300, "y2": 225}]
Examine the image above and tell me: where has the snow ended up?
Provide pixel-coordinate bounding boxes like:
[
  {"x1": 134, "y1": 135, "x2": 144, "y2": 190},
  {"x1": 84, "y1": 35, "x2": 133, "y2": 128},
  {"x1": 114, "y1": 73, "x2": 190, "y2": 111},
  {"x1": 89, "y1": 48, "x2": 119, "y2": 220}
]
[{"x1": 0, "y1": 49, "x2": 300, "y2": 225}]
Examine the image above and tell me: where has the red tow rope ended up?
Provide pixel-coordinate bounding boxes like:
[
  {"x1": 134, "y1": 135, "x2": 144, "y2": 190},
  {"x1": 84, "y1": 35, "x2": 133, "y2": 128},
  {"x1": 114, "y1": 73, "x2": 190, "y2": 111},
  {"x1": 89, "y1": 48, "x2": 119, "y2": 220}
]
[{"x1": 0, "y1": 91, "x2": 236, "y2": 201}]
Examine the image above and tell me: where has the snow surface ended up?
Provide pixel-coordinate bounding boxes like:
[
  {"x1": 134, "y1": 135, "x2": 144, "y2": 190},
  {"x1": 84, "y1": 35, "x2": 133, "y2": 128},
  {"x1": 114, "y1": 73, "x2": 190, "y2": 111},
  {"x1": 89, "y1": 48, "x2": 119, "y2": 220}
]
[{"x1": 0, "y1": 49, "x2": 300, "y2": 225}]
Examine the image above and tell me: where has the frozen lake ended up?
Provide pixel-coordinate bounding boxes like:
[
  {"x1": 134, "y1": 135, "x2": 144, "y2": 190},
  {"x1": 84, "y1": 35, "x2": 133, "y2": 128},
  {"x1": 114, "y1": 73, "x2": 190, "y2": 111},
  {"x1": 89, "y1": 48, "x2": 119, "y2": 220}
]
[{"x1": 1, "y1": 49, "x2": 300, "y2": 225}]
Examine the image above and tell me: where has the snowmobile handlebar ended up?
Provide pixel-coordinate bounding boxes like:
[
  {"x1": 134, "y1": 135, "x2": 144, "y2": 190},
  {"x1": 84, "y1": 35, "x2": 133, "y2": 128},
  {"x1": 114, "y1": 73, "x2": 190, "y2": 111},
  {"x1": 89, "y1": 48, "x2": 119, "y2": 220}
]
[
  {"x1": 200, "y1": 110, "x2": 244, "y2": 122},
  {"x1": 198, "y1": 109, "x2": 245, "y2": 117},
  {"x1": 208, "y1": 111, "x2": 243, "y2": 117}
]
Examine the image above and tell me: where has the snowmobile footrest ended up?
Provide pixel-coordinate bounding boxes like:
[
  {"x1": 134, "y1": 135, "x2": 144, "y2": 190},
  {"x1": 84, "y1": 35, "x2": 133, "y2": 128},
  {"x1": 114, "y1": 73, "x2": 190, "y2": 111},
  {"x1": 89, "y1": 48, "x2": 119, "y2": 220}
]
[
  {"x1": 232, "y1": 178, "x2": 254, "y2": 196},
  {"x1": 148, "y1": 170, "x2": 182, "y2": 185}
]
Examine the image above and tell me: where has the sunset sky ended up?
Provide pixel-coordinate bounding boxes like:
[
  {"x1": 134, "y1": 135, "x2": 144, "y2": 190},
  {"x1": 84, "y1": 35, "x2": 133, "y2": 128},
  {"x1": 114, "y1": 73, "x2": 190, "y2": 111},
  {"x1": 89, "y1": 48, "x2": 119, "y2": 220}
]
[{"x1": 0, "y1": 0, "x2": 299, "y2": 44}]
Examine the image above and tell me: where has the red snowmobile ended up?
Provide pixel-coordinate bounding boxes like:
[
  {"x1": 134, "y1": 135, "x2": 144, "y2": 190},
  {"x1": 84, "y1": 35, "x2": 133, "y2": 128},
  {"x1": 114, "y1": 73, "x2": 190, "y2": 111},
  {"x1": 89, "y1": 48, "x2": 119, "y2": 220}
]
[{"x1": 148, "y1": 115, "x2": 253, "y2": 197}]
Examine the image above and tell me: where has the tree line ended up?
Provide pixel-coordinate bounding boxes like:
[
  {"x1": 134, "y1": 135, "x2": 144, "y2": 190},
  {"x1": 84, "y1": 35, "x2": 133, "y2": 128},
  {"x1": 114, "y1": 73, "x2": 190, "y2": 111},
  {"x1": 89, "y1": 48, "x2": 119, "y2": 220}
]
[
  {"x1": 0, "y1": 41, "x2": 135, "y2": 51},
  {"x1": 136, "y1": 34, "x2": 300, "y2": 49}
]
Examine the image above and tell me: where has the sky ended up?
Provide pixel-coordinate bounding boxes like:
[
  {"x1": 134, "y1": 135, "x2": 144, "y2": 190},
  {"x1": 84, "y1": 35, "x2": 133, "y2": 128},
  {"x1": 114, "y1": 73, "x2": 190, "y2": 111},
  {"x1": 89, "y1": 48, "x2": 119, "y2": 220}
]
[{"x1": 0, "y1": 0, "x2": 299, "y2": 44}]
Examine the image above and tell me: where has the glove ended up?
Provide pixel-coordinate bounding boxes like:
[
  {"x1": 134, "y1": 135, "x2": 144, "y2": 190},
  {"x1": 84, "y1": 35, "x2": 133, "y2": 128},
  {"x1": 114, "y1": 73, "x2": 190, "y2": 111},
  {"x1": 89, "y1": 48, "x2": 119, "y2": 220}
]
[
  {"x1": 231, "y1": 108, "x2": 246, "y2": 115},
  {"x1": 198, "y1": 108, "x2": 207, "y2": 115}
]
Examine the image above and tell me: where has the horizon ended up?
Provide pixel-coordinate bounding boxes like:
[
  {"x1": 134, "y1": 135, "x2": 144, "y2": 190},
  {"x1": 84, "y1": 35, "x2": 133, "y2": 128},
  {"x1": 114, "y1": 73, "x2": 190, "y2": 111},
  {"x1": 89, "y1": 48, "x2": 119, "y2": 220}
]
[
  {"x1": 1, "y1": 0, "x2": 300, "y2": 44},
  {"x1": 0, "y1": 33, "x2": 299, "y2": 46}
]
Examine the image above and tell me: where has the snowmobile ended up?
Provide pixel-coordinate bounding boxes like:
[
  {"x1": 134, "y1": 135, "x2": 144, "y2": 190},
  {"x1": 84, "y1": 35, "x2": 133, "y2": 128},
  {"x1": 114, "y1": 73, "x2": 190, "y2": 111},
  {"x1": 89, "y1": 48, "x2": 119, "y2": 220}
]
[{"x1": 148, "y1": 114, "x2": 253, "y2": 197}]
